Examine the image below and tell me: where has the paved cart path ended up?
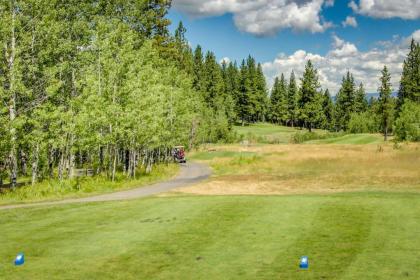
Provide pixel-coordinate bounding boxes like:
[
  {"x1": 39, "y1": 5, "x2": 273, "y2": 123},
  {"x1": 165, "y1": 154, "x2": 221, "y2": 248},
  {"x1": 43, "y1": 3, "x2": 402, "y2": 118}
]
[{"x1": 0, "y1": 162, "x2": 211, "y2": 210}]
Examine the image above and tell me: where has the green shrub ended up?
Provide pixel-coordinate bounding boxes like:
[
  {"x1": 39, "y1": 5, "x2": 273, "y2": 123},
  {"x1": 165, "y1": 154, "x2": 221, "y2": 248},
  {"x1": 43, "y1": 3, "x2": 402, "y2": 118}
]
[
  {"x1": 394, "y1": 101, "x2": 420, "y2": 142},
  {"x1": 348, "y1": 112, "x2": 379, "y2": 133}
]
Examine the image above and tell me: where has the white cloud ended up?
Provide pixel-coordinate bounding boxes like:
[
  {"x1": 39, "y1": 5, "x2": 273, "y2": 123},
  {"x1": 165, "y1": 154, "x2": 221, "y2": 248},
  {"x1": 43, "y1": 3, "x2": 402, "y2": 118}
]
[
  {"x1": 324, "y1": 0, "x2": 335, "y2": 7},
  {"x1": 173, "y1": 0, "x2": 333, "y2": 36},
  {"x1": 330, "y1": 35, "x2": 358, "y2": 57},
  {"x1": 404, "y1": 29, "x2": 420, "y2": 45},
  {"x1": 262, "y1": 30, "x2": 420, "y2": 94},
  {"x1": 220, "y1": 57, "x2": 231, "y2": 64},
  {"x1": 342, "y1": 16, "x2": 358, "y2": 28},
  {"x1": 350, "y1": 0, "x2": 420, "y2": 20}
]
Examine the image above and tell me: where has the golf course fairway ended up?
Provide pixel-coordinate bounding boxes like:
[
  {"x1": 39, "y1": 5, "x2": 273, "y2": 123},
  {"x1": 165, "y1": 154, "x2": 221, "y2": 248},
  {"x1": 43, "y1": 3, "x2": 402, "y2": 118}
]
[{"x1": 1, "y1": 193, "x2": 419, "y2": 279}]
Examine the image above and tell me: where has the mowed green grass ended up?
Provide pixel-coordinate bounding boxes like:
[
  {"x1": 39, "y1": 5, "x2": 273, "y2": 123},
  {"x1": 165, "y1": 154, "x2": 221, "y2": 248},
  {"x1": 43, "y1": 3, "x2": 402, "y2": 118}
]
[
  {"x1": 307, "y1": 134, "x2": 384, "y2": 145},
  {"x1": 1, "y1": 193, "x2": 419, "y2": 279},
  {"x1": 235, "y1": 123, "x2": 298, "y2": 136},
  {"x1": 234, "y1": 123, "x2": 383, "y2": 145},
  {"x1": 235, "y1": 123, "x2": 300, "y2": 143}
]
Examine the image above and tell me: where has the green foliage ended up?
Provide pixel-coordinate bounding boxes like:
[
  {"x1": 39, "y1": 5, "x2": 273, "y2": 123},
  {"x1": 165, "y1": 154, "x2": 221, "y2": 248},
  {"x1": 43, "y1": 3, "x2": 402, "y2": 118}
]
[
  {"x1": 269, "y1": 74, "x2": 288, "y2": 124},
  {"x1": 192, "y1": 45, "x2": 205, "y2": 92},
  {"x1": 203, "y1": 51, "x2": 224, "y2": 106},
  {"x1": 234, "y1": 57, "x2": 268, "y2": 124},
  {"x1": 348, "y1": 112, "x2": 380, "y2": 133},
  {"x1": 299, "y1": 60, "x2": 323, "y2": 131},
  {"x1": 0, "y1": 0, "x2": 217, "y2": 188},
  {"x1": 173, "y1": 21, "x2": 194, "y2": 73},
  {"x1": 255, "y1": 63, "x2": 269, "y2": 121},
  {"x1": 287, "y1": 71, "x2": 299, "y2": 127},
  {"x1": 191, "y1": 50, "x2": 236, "y2": 143},
  {"x1": 322, "y1": 89, "x2": 334, "y2": 130},
  {"x1": 394, "y1": 101, "x2": 420, "y2": 142},
  {"x1": 398, "y1": 39, "x2": 420, "y2": 109},
  {"x1": 355, "y1": 83, "x2": 368, "y2": 113},
  {"x1": 378, "y1": 66, "x2": 395, "y2": 140},
  {"x1": 335, "y1": 71, "x2": 357, "y2": 130}
]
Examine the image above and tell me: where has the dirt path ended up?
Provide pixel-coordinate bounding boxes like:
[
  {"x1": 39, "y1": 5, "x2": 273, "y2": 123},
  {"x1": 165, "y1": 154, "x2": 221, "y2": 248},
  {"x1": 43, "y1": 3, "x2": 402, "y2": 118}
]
[{"x1": 0, "y1": 162, "x2": 211, "y2": 211}]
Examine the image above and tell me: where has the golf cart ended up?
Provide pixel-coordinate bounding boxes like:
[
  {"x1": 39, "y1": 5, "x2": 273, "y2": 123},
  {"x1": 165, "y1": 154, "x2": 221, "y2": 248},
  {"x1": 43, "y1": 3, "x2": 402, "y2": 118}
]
[{"x1": 173, "y1": 146, "x2": 187, "y2": 164}]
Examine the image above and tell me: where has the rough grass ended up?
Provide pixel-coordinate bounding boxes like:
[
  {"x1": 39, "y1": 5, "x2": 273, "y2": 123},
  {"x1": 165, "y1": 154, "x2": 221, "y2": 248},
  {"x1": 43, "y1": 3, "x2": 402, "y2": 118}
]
[
  {"x1": 1, "y1": 193, "x2": 420, "y2": 279},
  {"x1": 181, "y1": 143, "x2": 420, "y2": 195},
  {"x1": 0, "y1": 164, "x2": 179, "y2": 206}
]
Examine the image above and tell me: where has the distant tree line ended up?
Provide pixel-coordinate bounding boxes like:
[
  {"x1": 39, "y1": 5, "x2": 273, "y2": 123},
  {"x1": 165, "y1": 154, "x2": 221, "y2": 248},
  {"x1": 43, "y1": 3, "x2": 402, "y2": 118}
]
[{"x1": 266, "y1": 39, "x2": 420, "y2": 141}]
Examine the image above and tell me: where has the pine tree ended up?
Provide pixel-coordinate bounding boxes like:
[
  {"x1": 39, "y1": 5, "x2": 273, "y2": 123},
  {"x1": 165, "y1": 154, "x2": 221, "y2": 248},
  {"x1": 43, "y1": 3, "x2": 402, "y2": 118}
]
[
  {"x1": 226, "y1": 61, "x2": 240, "y2": 121},
  {"x1": 238, "y1": 59, "x2": 250, "y2": 125},
  {"x1": 322, "y1": 89, "x2": 334, "y2": 130},
  {"x1": 220, "y1": 60, "x2": 237, "y2": 126},
  {"x1": 174, "y1": 21, "x2": 187, "y2": 42},
  {"x1": 278, "y1": 74, "x2": 289, "y2": 124},
  {"x1": 299, "y1": 60, "x2": 323, "y2": 132},
  {"x1": 192, "y1": 45, "x2": 204, "y2": 92},
  {"x1": 335, "y1": 71, "x2": 357, "y2": 130},
  {"x1": 269, "y1": 74, "x2": 288, "y2": 125},
  {"x1": 255, "y1": 63, "x2": 269, "y2": 122},
  {"x1": 173, "y1": 21, "x2": 193, "y2": 73},
  {"x1": 355, "y1": 83, "x2": 368, "y2": 113},
  {"x1": 203, "y1": 51, "x2": 224, "y2": 107},
  {"x1": 270, "y1": 77, "x2": 281, "y2": 123},
  {"x1": 378, "y1": 66, "x2": 394, "y2": 141},
  {"x1": 246, "y1": 56, "x2": 258, "y2": 122},
  {"x1": 287, "y1": 71, "x2": 299, "y2": 127},
  {"x1": 398, "y1": 39, "x2": 420, "y2": 110}
]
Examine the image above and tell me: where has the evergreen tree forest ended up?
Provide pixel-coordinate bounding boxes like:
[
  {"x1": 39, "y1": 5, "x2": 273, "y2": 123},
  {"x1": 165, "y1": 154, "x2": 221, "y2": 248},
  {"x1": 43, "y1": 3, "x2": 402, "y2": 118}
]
[
  {"x1": 0, "y1": 1, "x2": 419, "y2": 188},
  {"x1": 268, "y1": 40, "x2": 420, "y2": 141}
]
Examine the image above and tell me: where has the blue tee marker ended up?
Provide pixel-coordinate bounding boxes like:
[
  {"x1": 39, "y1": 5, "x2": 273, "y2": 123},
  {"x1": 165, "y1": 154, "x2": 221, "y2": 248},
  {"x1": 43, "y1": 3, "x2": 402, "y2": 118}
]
[
  {"x1": 299, "y1": 256, "x2": 309, "y2": 269},
  {"x1": 14, "y1": 253, "x2": 24, "y2": 266}
]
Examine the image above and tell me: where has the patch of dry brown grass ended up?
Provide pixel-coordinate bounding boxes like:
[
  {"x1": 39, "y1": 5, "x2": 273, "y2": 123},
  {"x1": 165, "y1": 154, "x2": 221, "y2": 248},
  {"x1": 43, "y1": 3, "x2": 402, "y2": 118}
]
[{"x1": 177, "y1": 143, "x2": 420, "y2": 196}]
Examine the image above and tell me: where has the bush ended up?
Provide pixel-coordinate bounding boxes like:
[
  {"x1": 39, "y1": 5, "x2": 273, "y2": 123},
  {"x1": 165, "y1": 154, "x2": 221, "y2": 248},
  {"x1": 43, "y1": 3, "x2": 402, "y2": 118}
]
[
  {"x1": 197, "y1": 107, "x2": 237, "y2": 144},
  {"x1": 394, "y1": 101, "x2": 420, "y2": 142},
  {"x1": 348, "y1": 112, "x2": 379, "y2": 133}
]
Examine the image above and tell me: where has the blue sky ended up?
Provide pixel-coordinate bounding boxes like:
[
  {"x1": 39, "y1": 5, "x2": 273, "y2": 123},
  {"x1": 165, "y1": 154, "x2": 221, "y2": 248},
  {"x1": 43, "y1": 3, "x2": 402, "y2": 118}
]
[{"x1": 168, "y1": 0, "x2": 420, "y2": 94}]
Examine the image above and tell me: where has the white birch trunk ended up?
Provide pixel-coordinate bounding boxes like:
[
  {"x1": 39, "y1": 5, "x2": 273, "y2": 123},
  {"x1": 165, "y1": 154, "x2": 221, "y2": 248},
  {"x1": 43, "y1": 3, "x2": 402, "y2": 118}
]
[
  {"x1": 31, "y1": 144, "x2": 39, "y2": 185},
  {"x1": 8, "y1": 4, "x2": 17, "y2": 188}
]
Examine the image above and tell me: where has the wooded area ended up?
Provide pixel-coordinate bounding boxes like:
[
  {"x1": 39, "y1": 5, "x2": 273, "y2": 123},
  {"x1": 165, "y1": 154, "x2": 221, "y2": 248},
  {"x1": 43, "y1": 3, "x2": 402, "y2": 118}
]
[
  {"x1": 0, "y1": 0, "x2": 201, "y2": 187},
  {"x1": 267, "y1": 42, "x2": 419, "y2": 137},
  {"x1": 0, "y1": 0, "x2": 419, "y2": 188}
]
